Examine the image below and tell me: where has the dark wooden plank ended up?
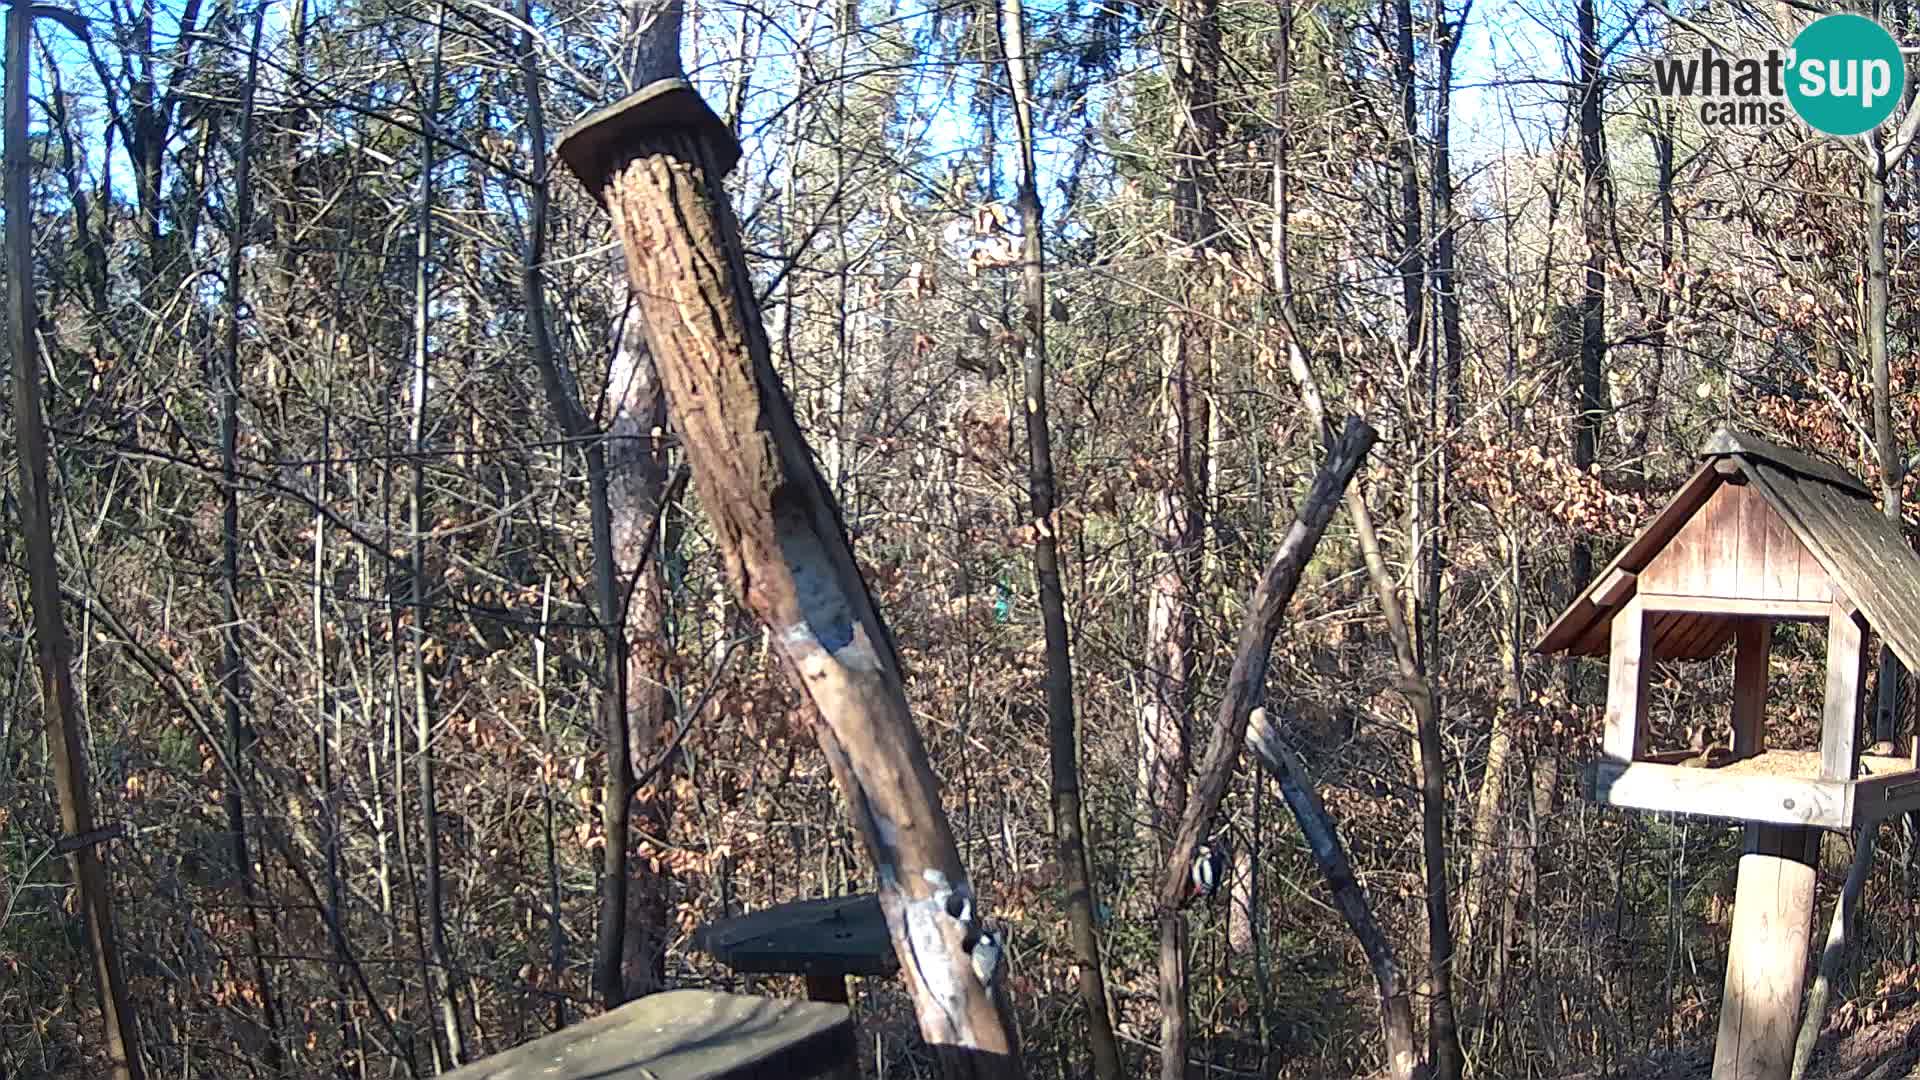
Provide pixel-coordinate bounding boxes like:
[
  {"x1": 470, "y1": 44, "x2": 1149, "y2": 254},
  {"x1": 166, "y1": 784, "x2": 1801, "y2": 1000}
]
[
  {"x1": 1704, "y1": 426, "x2": 1872, "y2": 496},
  {"x1": 692, "y1": 894, "x2": 898, "y2": 978},
  {"x1": 1849, "y1": 767, "x2": 1920, "y2": 824},
  {"x1": 442, "y1": 991, "x2": 855, "y2": 1080},
  {"x1": 1670, "y1": 614, "x2": 1727, "y2": 660},
  {"x1": 1574, "y1": 619, "x2": 1613, "y2": 656},
  {"x1": 1733, "y1": 620, "x2": 1771, "y2": 758},
  {"x1": 556, "y1": 80, "x2": 742, "y2": 206},
  {"x1": 1681, "y1": 618, "x2": 1743, "y2": 661},
  {"x1": 1648, "y1": 611, "x2": 1690, "y2": 659},
  {"x1": 1749, "y1": 461, "x2": 1920, "y2": 674}
]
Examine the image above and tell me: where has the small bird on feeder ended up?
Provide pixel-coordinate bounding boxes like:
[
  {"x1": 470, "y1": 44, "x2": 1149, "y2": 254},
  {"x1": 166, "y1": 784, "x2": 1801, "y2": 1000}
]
[{"x1": 1189, "y1": 839, "x2": 1227, "y2": 901}]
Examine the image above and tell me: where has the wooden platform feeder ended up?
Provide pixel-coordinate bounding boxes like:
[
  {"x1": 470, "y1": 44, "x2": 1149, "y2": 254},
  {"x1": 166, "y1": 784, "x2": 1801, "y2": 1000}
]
[
  {"x1": 1538, "y1": 426, "x2": 1920, "y2": 1080},
  {"x1": 692, "y1": 893, "x2": 898, "y2": 1005},
  {"x1": 440, "y1": 989, "x2": 855, "y2": 1079}
]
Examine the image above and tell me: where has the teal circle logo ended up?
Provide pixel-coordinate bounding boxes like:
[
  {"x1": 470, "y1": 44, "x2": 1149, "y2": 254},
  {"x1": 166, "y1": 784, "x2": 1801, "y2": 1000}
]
[{"x1": 1787, "y1": 14, "x2": 1905, "y2": 135}]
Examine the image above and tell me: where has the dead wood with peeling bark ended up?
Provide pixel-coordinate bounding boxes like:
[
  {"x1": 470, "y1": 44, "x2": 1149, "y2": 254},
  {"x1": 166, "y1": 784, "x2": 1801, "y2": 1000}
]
[
  {"x1": 561, "y1": 93, "x2": 1021, "y2": 1077},
  {"x1": 1246, "y1": 709, "x2": 1423, "y2": 1080}
]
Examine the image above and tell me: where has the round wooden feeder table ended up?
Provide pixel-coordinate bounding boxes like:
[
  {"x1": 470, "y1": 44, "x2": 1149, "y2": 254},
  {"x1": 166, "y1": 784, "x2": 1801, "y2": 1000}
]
[{"x1": 693, "y1": 893, "x2": 898, "y2": 1004}]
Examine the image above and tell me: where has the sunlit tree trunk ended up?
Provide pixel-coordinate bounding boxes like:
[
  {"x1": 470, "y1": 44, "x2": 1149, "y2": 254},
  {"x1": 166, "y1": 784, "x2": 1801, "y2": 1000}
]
[
  {"x1": 407, "y1": 5, "x2": 467, "y2": 1060},
  {"x1": 998, "y1": 1, "x2": 1121, "y2": 1072}
]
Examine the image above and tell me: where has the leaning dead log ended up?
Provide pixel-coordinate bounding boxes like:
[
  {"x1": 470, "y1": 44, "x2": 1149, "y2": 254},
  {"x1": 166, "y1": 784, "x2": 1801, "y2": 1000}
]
[
  {"x1": 1154, "y1": 416, "x2": 1376, "y2": 1078},
  {"x1": 1246, "y1": 708, "x2": 1421, "y2": 1080},
  {"x1": 556, "y1": 82, "x2": 1021, "y2": 1075},
  {"x1": 1791, "y1": 822, "x2": 1879, "y2": 1080}
]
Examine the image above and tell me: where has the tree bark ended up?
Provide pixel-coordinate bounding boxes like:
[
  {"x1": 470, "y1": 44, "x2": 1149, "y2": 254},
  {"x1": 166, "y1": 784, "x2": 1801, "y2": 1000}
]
[
  {"x1": 1869, "y1": 161, "x2": 1903, "y2": 745},
  {"x1": 997, "y1": 1, "x2": 1122, "y2": 1074},
  {"x1": 1572, "y1": 0, "x2": 1608, "y2": 589},
  {"x1": 1156, "y1": 417, "x2": 1378, "y2": 1080},
  {"x1": 217, "y1": 9, "x2": 282, "y2": 1065},
  {"x1": 1246, "y1": 709, "x2": 1421, "y2": 1080},
  {"x1": 607, "y1": 301, "x2": 678, "y2": 1002},
  {"x1": 407, "y1": 5, "x2": 466, "y2": 1060},
  {"x1": 1392, "y1": 0, "x2": 1425, "y2": 360},
  {"x1": 6, "y1": 6, "x2": 144, "y2": 1076},
  {"x1": 1140, "y1": 0, "x2": 1222, "y2": 874},
  {"x1": 563, "y1": 90, "x2": 1024, "y2": 1074}
]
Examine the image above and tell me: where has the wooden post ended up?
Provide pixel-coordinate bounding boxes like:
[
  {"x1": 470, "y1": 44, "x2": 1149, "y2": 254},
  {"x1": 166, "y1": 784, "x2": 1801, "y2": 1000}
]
[
  {"x1": 1732, "y1": 621, "x2": 1772, "y2": 759},
  {"x1": 1604, "y1": 597, "x2": 1651, "y2": 761},
  {"x1": 556, "y1": 82, "x2": 1021, "y2": 1075},
  {"x1": 1713, "y1": 824, "x2": 1817, "y2": 1080},
  {"x1": 1823, "y1": 604, "x2": 1867, "y2": 781},
  {"x1": 805, "y1": 975, "x2": 850, "y2": 1004}
]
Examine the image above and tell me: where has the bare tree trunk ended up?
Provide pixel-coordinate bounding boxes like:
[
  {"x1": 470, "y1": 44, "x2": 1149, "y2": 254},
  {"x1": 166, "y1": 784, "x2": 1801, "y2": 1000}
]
[
  {"x1": 1791, "y1": 823, "x2": 1878, "y2": 1080},
  {"x1": 1155, "y1": 418, "x2": 1377, "y2": 1080},
  {"x1": 1391, "y1": 0, "x2": 1425, "y2": 360},
  {"x1": 218, "y1": 11, "x2": 282, "y2": 1064},
  {"x1": 560, "y1": 82, "x2": 1024, "y2": 1073},
  {"x1": 1269, "y1": 31, "x2": 1455, "y2": 1067},
  {"x1": 1629, "y1": 99, "x2": 1674, "y2": 467},
  {"x1": 1572, "y1": 0, "x2": 1608, "y2": 589},
  {"x1": 1228, "y1": 844, "x2": 1255, "y2": 956},
  {"x1": 5, "y1": 6, "x2": 143, "y2": 1076},
  {"x1": 314, "y1": 407, "x2": 357, "y2": 1076},
  {"x1": 1150, "y1": 7, "x2": 1221, "y2": 1069},
  {"x1": 997, "y1": 2, "x2": 1121, "y2": 1074},
  {"x1": 408, "y1": 5, "x2": 466, "y2": 1060},
  {"x1": 1869, "y1": 161, "x2": 1903, "y2": 744},
  {"x1": 1459, "y1": 722, "x2": 1511, "y2": 989},
  {"x1": 523, "y1": 0, "x2": 683, "y2": 1009},
  {"x1": 1246, "y1": 709, "x2": 1420, "y2": 1080},
  {"x1": 607, "y1": 301, "x2": 677, "y2": 1001},
  {"x1": 535, "y1": 582, "x2": 568, "y2": 1031},
  {"x1": 1140, "y1": 0, "x2": 1221, "y2": 874}
]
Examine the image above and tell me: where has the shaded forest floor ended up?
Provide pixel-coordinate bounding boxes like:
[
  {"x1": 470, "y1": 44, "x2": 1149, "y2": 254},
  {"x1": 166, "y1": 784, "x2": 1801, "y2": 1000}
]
[{"x1": 1566, "y1": 990, "x2": 1920, "y2": 1080}]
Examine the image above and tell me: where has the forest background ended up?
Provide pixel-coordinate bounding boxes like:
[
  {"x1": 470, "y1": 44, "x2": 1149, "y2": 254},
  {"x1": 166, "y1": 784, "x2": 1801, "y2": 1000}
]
[{"x1": 5, "y1": 0, "x2": 1918, "y2": 1076}]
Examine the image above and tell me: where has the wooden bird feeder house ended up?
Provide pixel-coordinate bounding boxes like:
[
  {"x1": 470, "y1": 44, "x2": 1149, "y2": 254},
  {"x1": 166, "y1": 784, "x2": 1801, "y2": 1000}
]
[
  {"x1": 1539, "y1": 426, "x2": 1920, "y2": 1080},
  {"x1": 1539, "y1": 427, "x2": 1920, "y2": 826}
]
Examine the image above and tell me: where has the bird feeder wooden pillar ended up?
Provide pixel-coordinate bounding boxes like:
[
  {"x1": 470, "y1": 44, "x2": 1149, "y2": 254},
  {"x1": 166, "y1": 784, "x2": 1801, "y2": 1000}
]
[{"x1": 1539, "y1": 427, "x2": 1920, "y2": 1080}]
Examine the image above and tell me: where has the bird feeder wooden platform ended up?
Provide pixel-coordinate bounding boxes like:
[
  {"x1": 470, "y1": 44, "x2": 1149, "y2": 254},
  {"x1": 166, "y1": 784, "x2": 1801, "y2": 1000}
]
[
  {"x1": 692, "y1": 893, "x2": 898, "y2": 1005},
  {"x1": 1538, "y1": 426, "x2": 1920, "y2": 1080},
  {"x1": 439, "y1": 990, "x2": 854, "y2": 1079}
]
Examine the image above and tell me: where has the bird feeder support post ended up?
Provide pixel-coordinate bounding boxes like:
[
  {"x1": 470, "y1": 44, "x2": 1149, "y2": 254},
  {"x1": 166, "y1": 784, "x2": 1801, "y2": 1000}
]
[{"x1": 1713, "y1": 824, "x2": 1818, "y2": 1080}]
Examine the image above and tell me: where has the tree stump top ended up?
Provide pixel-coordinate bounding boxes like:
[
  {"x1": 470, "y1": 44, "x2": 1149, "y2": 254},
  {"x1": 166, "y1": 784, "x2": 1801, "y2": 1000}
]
[
  {"x1": 556, "y1": 78, "x2": 741, "y2": 204},
  {"x1": 441, "y1": 990, "x2": 854, "y2": 1079},
  {"x1": 693, "y1": 893, "x2": 900, "y2": 978}
]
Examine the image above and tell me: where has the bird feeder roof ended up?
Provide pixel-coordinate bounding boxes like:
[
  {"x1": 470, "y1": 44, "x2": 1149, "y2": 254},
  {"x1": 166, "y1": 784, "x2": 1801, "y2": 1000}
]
[{"x1": 1536, "y1": 427, "x2": 1920, "y2": 670}]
